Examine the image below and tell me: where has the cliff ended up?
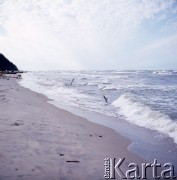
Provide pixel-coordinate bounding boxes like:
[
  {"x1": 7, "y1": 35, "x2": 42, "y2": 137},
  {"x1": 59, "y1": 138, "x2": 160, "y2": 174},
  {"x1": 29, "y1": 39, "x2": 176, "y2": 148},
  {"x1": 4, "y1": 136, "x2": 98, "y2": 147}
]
[{"x1": 0, "y1": 54, "x2": 18, "y2": 71}]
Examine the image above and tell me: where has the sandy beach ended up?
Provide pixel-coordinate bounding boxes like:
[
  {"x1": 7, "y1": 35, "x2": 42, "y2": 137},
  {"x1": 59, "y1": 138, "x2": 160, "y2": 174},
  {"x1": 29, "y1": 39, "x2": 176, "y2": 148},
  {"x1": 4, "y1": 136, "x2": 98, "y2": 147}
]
[
  {"x1": 1, "y1": 0, "x2": 177, "y2": 178},
  {"x1": 0, "y1": 78, "x2": 151, "y2": 180}
]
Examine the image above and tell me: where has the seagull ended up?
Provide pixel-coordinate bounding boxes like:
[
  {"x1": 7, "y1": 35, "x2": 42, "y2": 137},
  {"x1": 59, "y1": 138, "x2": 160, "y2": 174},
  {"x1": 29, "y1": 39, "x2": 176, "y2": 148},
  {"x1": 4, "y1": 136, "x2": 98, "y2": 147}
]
[{"x1": 103, "y1": 95, "x2": 108, "y2": 103}]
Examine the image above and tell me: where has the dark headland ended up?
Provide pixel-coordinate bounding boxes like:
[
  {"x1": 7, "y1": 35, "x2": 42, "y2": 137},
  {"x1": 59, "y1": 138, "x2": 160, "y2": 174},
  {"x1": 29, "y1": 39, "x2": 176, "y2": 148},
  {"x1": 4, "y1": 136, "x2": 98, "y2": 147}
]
[{"x1": 0, "y1": 53, "x2": 18, "y2": 71}]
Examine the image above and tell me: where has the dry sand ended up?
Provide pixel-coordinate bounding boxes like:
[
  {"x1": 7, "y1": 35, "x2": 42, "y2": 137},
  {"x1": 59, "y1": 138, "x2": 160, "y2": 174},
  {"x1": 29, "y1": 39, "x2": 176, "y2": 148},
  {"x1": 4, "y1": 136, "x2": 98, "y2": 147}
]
[{"x1": 0, "y1": 78, "x2": 150, "y2": 180}]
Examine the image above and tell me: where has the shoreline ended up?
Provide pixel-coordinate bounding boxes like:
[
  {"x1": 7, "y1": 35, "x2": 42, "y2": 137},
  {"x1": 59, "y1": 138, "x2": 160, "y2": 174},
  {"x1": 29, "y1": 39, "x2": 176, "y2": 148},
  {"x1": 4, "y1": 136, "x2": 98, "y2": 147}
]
[
  {"x1": 53, "y1": 102, "x2": 177, "y2": 165},
  {"x1": 0, "y1": 78, "x2": 158, "y2": 179},
  {"x1": 20, "y1": 72, "x2": 177, "y2": 167}
]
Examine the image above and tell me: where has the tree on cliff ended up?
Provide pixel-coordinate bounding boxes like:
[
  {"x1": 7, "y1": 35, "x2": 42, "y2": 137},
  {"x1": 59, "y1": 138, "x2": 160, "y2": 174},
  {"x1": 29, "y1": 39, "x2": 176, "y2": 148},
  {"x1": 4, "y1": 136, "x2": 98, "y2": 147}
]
[{"x1": 0, "y1": 53, "x2": 18, "y2": 71}]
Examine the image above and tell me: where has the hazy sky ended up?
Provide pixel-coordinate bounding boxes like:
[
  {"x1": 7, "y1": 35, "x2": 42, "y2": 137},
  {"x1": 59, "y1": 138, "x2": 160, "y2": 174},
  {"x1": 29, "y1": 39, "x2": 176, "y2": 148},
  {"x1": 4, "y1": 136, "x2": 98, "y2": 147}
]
[{"x1": 0, "y1": 0, "x2": 177, "y2": 70}]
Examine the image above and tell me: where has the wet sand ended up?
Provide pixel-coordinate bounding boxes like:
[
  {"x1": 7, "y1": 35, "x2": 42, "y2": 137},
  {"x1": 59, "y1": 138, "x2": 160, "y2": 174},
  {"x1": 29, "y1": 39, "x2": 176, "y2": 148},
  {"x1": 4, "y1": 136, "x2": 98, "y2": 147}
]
[{"x1": 0, "y1": 78, "x2": 151, "y2": 180}]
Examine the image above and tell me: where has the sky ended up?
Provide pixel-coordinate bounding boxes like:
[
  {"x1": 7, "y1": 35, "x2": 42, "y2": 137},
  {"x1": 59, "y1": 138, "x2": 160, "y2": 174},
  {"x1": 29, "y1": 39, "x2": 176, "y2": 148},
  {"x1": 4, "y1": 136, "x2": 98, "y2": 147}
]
[{"x1": 0, "y1": 0, "x2": 177, "y2": 70}]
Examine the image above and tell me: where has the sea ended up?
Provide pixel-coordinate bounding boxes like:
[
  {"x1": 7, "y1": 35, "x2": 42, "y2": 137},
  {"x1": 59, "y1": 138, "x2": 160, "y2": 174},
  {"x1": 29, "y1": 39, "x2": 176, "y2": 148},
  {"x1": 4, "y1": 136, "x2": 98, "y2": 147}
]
[{"x1": 19, "y1": 70, "x2": 177, "y2": 166}]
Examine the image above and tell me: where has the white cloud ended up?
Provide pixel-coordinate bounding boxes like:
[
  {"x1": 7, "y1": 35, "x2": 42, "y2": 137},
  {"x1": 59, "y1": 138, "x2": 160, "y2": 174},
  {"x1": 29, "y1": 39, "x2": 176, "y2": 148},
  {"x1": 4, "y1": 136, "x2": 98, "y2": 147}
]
[
  {"x1": 0, "y1": 0, "x2": 177, "y2": 70},
  {"x1": 134, "y1": 33, "x2": 177, "y2": 69},
  {"x1": 139, "y1": 34, "x2": 177, "y2": 58}
]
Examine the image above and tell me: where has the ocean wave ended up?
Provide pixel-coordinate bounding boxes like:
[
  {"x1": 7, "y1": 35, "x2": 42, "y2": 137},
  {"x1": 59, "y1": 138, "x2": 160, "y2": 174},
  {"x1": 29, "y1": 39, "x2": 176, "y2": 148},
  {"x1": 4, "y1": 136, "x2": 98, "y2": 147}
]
[
  {"x1": 152, "y1": 70, "x2": 177, "y2": 76},
  {"x1": 112, "y1": 93, "x2": 177, "y2": 143},
  {"x1": 20, "y1": 71, "x2": 177, "y2": 144},
  {"x1": 101, "y1": 85, "x2": 118, "y2": 91}
]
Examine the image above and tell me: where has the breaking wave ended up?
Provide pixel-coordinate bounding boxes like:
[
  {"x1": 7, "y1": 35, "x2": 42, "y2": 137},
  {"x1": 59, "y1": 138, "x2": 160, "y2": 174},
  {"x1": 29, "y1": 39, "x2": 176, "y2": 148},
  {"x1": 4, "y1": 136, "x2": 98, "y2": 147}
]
[{"x1": 112, "y1": 93, "x2": 177, "y2": 143}]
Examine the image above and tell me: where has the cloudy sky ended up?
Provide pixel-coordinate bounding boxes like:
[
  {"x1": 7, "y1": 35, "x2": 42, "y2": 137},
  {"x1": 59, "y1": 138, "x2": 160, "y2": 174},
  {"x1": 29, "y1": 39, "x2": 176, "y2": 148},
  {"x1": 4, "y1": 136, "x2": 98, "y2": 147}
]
[{"x1": 0, "y1": 0, "x2": 177, "y2": 70}]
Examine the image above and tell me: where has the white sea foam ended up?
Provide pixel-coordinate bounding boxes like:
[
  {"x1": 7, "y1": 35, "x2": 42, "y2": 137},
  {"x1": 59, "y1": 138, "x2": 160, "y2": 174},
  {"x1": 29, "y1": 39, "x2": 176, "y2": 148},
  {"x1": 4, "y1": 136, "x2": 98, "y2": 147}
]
[
  {"x1": 101, "y1": 85, "x2": 118, "y2": 90},
  {"x1": 152, "y1": 70, "x2": 174, "y2": 75},
  {"x1": 19, "y1": 72, "x2": 103, "y2": 112},
  {"x1": 112, "y1": 93, "x2": 177, "y2": 143},
  {"x1": 20, "y1": 71, "x2": 177, "y2": 144}
]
